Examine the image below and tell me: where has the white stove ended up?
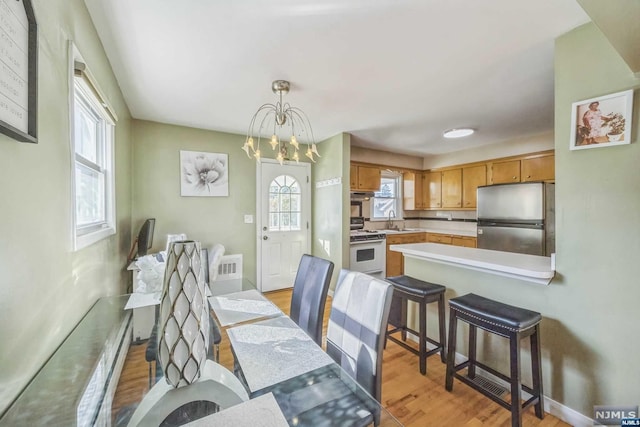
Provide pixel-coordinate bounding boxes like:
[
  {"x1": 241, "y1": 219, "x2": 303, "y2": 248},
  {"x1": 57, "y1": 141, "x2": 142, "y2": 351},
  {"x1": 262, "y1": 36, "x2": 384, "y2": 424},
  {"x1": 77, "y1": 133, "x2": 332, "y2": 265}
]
[{"x1": 349, "y1": 218, "x2": 386, "y2": 278}]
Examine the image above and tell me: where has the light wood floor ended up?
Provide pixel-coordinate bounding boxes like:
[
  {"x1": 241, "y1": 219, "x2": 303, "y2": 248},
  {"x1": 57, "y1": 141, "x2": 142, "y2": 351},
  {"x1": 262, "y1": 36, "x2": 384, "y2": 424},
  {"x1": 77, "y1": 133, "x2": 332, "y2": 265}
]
[{"x1": 113, "y1": 289, "x2": 569, "y2": 427}]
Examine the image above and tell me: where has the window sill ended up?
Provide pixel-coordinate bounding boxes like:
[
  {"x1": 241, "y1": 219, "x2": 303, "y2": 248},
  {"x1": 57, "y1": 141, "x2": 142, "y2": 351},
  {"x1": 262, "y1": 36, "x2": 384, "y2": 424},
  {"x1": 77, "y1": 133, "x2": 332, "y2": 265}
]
[{"x1": 75, "y1": 226, "x2": 116, "y2": 251}]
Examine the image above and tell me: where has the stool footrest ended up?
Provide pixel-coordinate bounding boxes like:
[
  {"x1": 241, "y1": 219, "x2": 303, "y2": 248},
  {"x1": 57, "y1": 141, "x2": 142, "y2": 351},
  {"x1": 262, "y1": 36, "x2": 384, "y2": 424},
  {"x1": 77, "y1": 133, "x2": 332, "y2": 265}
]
[
  {"x1": 462, "y1": 360, "x2": 538, "y2": 397},
  {"x1": 454, "y1": 373, "x2": 512, "y2": 410},
  {"x1": 387, "y1": 334, "x2": 443, "y2": 358},
  {"x1": 452, "y1": 361, "x2": 542, "y2": 414}
]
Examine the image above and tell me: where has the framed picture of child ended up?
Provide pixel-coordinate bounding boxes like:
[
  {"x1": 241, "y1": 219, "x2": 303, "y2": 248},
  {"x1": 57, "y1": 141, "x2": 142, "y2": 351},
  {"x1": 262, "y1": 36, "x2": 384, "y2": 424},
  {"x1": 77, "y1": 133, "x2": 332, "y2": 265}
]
[{"x1": 570, "y1": 89, "x2": 633, "y2": 151}]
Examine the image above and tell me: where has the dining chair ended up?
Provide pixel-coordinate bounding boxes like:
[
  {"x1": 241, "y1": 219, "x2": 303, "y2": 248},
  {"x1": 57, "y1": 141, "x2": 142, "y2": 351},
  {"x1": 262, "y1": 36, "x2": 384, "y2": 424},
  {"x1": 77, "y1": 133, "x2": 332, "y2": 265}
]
[
  {"x1": 289, "y1": 254, "x2": 335, "y2": 346},
  {"x1": 326, "y1": 270, "x2": 394, "y2": 403}
]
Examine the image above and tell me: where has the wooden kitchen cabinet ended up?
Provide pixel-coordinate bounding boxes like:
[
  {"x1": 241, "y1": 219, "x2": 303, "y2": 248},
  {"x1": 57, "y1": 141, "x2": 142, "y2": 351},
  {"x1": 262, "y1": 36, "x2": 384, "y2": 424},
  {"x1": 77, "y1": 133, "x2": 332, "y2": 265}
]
[
  {"x1": 402, "y1": 171, "x2": 425, "y2": 210},
  {"x1": 425, "y1": 171, "x2": 442, "y2": 208},
  {"x1": 427, "y1": 233, "x2": 476, "y2": 247},
  {"x1": 350, "y1": 164, "x2": 357, "y2": 189},
  {"x1": 355, "y1": 165, "x2": 381, "y2": 191},
  {"x1": 415, "y1": 172, "x2": 424, "y2": 209},
  {"x1": 441, "y1": 168, "x2": 462, "y2": 208},
  {"x1": 489, "y1": 154, "x2": 554, "y2": 185},
  {"x1": 490, "y1": 160, "x2": 521, "y2": 184},
  {"x1": 522, "y1": 155, "x2": 555, "y2": 182},
  {"x1": 462, "y1": 164, "x2": 486, "y2": 208},
  {"x1": 426, "y1": 233, "x2": 452, "y2": 244},
  {"x1": 452, "y1": 236, "x2": 477, "y2": 248},
  {"x1": 386, "y1": 232, "x2": 427, "y2": 277}
]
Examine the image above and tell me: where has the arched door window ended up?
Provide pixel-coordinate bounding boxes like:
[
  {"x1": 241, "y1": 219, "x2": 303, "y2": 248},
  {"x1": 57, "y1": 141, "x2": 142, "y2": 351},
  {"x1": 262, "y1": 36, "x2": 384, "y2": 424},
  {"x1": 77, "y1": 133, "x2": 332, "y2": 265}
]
[{"x1": 269, "y1": 175, "x2": 301, "y2": 231}]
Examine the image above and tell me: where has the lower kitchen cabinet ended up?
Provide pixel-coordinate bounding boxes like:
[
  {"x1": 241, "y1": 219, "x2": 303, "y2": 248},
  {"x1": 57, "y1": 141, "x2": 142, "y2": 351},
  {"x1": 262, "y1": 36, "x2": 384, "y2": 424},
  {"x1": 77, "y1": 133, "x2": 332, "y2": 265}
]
[
  {"x1": 386, "y1": 232, "x2": 477, "y2": 276},
  {"x1": 386, "y1": 233, "x2": 426, "y2": 277},
  {"x1": 428, "y1": 233, "x2": 477, "y2": 248},
  {"x1": 452, "y1": 236, "x2": 477, "y2": 248},
  {"x1": 427, "y1": 233, "x2": 452, "y2": 244}
]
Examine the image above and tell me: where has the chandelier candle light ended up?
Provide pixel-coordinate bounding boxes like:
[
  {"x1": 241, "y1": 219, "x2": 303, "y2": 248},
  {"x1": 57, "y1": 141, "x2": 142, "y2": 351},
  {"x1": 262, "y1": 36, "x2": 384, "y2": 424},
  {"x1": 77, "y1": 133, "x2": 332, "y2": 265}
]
[{"x1": 242, "y1": 80, "x2": 320, "y2": 165}]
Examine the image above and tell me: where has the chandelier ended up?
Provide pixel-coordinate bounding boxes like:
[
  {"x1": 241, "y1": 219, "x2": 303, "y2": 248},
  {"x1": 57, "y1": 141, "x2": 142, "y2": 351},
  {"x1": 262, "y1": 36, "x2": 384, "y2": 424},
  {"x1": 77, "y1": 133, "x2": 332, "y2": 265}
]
[{"x1": 242, "y1": 80, "x2": 320, "y2": 165}]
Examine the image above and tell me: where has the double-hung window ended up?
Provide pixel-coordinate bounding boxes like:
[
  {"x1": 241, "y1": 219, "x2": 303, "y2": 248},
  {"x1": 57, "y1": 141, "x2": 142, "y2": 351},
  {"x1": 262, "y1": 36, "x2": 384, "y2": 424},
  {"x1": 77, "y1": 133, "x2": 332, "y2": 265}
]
[
  {"x1": 371, "y1": 171, "x2": 402, "y2": 220},
  {"x1": 71, "y1": 54, "x2": 116, "y2": 250}
]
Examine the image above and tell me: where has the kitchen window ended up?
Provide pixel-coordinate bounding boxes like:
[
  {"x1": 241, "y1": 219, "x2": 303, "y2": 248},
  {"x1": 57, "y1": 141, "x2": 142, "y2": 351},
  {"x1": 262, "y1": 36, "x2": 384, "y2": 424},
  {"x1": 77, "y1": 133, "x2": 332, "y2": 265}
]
[
  {"x1": 71, "y1": 46, "x2": 117, "y2": 250},
  {"x1": 371, "y1": 171, "x2": 401, "y2": 220}
]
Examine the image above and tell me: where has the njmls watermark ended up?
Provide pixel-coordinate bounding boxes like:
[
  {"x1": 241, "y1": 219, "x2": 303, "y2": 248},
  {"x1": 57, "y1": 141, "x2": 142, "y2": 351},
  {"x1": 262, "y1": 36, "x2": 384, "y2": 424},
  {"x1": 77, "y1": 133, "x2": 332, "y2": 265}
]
[{"x1": 594, "y1": 405, "x2": 639, "y2": 426}]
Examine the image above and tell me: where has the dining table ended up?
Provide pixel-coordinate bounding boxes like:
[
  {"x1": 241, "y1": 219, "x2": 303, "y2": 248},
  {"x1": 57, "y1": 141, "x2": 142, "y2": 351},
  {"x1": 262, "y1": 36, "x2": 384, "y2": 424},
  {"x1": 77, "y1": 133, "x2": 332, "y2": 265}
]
[{"x1": 0, "y1": 278, "x2": 402, "y2": 426}]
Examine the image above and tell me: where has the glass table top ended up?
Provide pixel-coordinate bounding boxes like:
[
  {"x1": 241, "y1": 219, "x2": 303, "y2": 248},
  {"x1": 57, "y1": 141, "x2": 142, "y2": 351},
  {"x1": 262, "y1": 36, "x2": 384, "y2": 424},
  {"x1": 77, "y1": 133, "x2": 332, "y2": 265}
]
[{"x1": 0, "y1": 278, "x2": 401, "y2": 426}]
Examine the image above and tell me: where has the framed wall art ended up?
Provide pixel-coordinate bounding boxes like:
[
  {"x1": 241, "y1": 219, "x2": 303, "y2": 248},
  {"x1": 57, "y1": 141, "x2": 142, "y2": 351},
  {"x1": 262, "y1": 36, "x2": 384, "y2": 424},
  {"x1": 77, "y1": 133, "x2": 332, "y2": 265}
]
[
  {"x1": 180, "y1": 150, "x2": 229, "y2": 197},
  {"x1": 0, "y1": 0, "x2": 38, "y2": 143},
  {"x1": 570, "y1": 89, "x2": 633, "y2": 151}
]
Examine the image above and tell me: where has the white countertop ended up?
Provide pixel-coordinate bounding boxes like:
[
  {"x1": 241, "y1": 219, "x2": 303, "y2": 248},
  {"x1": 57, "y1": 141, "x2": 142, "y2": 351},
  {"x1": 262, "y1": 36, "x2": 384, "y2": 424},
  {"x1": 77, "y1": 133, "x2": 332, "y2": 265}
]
[{"x1": 390, "y1": 243, "x2": 555, "y2": 285}]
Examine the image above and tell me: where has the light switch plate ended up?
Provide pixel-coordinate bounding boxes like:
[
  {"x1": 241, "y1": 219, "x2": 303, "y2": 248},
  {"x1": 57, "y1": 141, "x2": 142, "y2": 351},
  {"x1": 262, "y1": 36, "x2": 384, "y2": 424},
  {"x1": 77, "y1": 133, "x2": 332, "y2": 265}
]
[{"x1": 244, "y1": 214, "x2": 254, "y2": 224}]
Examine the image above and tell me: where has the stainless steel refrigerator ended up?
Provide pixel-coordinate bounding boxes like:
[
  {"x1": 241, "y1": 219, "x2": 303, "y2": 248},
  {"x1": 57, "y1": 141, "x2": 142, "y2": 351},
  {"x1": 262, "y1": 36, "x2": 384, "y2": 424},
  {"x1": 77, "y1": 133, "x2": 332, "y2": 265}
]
[{"x1": 476, "y1": 182, "x2": 555, "y2": 256}]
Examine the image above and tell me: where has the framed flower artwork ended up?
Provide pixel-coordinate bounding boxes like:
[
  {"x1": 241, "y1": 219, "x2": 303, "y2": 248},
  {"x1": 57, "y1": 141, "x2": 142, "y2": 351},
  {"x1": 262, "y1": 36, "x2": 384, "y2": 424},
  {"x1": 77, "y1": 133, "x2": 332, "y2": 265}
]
[
  {"x1": 180, "y1": 150, "x2": 229, "y2": 197},
  {"x1": 570, "y1": 89, "x2": 633, "y2": 151}
]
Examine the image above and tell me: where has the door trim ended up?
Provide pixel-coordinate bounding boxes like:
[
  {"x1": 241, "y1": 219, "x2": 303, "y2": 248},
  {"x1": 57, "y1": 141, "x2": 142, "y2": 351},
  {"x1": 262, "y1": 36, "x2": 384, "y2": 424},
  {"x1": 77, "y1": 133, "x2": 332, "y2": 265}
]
[{"x1": 256, "y1": 159, "x2": 311, "y2": 292}]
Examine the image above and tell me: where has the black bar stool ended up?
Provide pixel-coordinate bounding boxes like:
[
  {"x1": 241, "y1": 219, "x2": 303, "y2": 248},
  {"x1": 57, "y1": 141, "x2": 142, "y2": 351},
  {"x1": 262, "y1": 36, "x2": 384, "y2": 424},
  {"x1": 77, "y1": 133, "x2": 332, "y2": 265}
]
[
  {"x1": 445, "y1": 293, "x2": 544, "y2": 427},
  {"x1": 386, "y1": 275, "x2": 446, "y2": 375}
]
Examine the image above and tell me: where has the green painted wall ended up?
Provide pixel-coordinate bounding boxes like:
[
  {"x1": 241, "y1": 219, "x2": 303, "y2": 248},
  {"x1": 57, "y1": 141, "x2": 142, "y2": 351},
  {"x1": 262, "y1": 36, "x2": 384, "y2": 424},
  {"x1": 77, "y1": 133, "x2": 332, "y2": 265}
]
[
  {"x1": 312, "y1": 133, "x2": 351, "y2": 290},
  {"x1": 404, "y1": 22, "x2": 640, "y2": 419},
  {"x1": 132, "y1": 120, "x2": 259, "y2": 282},
  {"x1": 0, "y1": 0, "x2": 133, "y2": 414},
  {"x1": 554, "y1": 22, "x2": 640, "y2": 414}
]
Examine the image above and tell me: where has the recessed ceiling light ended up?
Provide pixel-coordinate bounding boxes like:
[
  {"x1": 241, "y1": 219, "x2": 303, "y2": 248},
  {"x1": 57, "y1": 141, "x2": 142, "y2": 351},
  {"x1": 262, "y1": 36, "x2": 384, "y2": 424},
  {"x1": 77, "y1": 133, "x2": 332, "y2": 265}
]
[{"x1": 443, "y1": 128, "x2": 474, "y2": 138}]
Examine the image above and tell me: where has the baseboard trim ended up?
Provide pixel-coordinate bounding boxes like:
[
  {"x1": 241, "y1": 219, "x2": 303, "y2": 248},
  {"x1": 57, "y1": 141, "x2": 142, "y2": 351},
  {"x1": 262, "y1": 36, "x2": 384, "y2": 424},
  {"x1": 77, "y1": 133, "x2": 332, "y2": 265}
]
[
  {"x1": 398, "y1": 332, "x2": 593, "y2": 426},
  {"x1": 543, "y1": 396, "x2": 592, "y2": 427}
]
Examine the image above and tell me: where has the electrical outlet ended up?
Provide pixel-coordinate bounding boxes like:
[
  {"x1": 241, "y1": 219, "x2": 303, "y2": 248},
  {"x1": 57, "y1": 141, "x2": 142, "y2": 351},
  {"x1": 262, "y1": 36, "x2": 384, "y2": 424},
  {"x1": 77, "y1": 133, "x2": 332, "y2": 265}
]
[{"x1": 244, "y1": 215, "x2": 254, "y2": 224}]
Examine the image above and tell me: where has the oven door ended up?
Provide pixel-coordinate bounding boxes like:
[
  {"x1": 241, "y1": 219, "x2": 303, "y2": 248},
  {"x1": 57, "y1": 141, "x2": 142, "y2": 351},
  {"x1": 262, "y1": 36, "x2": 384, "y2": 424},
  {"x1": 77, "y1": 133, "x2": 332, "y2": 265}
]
[{"x1": 349, "y1": 240, "x2": 386, "y2": 278}]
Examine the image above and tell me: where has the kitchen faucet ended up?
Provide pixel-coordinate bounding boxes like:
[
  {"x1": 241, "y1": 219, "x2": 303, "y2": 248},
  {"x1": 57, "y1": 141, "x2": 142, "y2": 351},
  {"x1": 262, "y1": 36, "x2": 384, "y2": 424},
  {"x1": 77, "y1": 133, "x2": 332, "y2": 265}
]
[{"x1": 387, "y1": 210, "x2": 397, "y2": 230}]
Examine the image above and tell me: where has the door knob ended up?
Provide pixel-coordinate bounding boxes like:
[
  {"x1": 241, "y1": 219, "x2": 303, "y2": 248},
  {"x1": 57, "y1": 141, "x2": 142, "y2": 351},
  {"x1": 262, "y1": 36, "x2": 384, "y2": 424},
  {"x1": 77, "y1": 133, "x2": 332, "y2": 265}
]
[
  {"x1": 263, "y1": 236, "x2": 269, "y2": 240},
  {"x1": 262, "y1": 226, "x2": 268, "y2": 231}
]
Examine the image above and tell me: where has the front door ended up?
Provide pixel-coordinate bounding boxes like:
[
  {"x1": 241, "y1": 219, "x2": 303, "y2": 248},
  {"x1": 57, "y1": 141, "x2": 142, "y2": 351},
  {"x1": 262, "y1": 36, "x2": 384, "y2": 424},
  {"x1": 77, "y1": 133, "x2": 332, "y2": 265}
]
[{"x1": 257, "y1": 160, "x2": 311, "y2": 292}]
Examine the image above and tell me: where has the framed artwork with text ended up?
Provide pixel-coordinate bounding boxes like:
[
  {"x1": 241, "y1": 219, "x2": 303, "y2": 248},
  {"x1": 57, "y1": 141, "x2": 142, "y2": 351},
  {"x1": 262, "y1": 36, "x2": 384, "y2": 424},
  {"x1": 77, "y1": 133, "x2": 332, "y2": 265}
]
[{"x1": 0, "y1": 0, "x2": 37, "y2": 143}]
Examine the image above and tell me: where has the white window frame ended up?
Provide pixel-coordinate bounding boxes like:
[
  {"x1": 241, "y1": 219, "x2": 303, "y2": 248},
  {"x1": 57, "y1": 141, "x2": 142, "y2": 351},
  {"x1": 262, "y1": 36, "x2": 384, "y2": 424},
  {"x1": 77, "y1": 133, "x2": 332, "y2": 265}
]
[
  {"x1": 371, "y1": 171, "x2": 403, "y2": 221},
  {"x1": 70, "y1": 43, "x2": 117, "y2": 250}
]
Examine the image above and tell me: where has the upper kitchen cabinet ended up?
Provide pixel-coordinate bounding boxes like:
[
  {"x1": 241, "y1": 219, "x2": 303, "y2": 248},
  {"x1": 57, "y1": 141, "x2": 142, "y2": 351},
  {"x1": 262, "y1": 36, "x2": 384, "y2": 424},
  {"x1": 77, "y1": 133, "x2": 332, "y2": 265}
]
[
  {"x1": 488, "y1": 152, "x2": 555, "y2": 185},
  {"x1": 441, "y1": 168, "x2": 462, "y2": 208},
  {"x1": 351, "y1": 164, "x2": 381, "y2": 191},
  {"x1": 403, "y1": 171, "x2": 425, "y2": 210},
  {"x1": 350, "y1": 164, "x2": 357, "y2": 189},
  {"x1": 462, "y1": 164, "x2": 486, "y2": 208},
  {"x1": 521, "y1": 154, "x2": 555, "y2": 182},
  {"x1": 423, "y1": 168, "x2": 464, "y2": 209},
  {"x1": 425, "y1": 171, "x2": 442, "y2": 208},
  {"x1": 489, "y1": 159, "x2": 521, "y2": 184}
]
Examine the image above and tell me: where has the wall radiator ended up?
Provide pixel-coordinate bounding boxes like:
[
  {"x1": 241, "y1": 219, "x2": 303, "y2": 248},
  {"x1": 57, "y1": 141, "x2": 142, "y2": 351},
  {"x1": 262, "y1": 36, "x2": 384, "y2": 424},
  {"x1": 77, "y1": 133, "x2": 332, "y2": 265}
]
[{"x1": 217, "y1": 254, "x2": 243, "y2": 281}]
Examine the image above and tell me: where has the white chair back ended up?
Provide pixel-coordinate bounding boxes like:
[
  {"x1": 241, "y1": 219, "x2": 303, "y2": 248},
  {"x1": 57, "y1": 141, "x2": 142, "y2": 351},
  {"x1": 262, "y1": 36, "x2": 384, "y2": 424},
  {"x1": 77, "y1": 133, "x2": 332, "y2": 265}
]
[{"x1": 326, "y1": 270, "x2": 393, "y2": 402}]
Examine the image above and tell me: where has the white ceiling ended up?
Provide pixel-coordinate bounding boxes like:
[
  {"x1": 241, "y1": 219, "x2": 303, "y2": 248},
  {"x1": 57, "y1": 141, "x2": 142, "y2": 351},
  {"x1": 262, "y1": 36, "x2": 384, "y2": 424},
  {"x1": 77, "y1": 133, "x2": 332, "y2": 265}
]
[{"x1": 84, "y1": 0, "x2": 590, "y2": 156}]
